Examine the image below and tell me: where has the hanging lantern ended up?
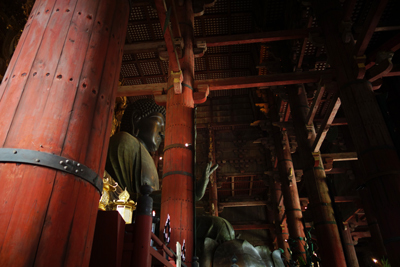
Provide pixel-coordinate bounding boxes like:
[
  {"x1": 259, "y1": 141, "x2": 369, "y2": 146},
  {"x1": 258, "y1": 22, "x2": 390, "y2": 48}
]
[{"x1": 109, "y1": 188, "x2": 136, "y2": 224}]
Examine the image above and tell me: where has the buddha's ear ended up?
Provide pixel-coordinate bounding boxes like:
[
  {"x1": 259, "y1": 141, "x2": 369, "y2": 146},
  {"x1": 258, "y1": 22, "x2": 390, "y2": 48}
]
[
  {"x1": 130, "y1": 110, "x2": 142, "y2": 136},
  {"x1": 132, "y1": 127, "x2": 140, "y2": 137}
]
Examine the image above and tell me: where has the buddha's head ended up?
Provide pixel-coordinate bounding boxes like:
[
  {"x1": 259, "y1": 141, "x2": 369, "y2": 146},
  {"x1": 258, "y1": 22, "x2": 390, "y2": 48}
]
[{"x1": 120, "y1": 99, "x2": 166, "y2": 152}]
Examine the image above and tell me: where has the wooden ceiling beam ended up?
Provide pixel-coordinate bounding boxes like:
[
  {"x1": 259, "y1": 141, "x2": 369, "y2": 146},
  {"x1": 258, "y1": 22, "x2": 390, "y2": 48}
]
[
  {"x1": 321, "y1": 152, "x2": 358, "y2": 161},
  {"x1": 384, "y1": 65, "x2": 400, "y2": 77},
  {"x1": 205, "y1": 29, "x2": 312, "y2": 47},
  {"x1": 354, "y1": 0, "x2": 389, "y2": 56},
  {"x1": 123, "y1": 28, "x2": 313, "y2": 54},
  {"x1": 218, "y1": 195, "x2": 359, "y2": 209},
  {"x1": 314, "y1": 117, "x2": 347, "y2": 126},
  {"x1": 196, "y1": 122, "x2": 252, "y2": 129},
  {"x1": 375, "y1": 25, "x2": 400, "y2": 32},
  {"x1": 219, "y1": 201, "x2": 267, "y2": 208},
  {"x1": 116, "y1": 83, "x2": 167, "y2": 97},
  {"x1": 123, "y1": 25, "x2": 400, "y2": 54},
  {"x1": 117, "y1": 70, "x2": 335, "y2": 96},
  {"x1": 325, "y1": 168, "x2": 351, "y2": 174},
  {"x1": 300, "y1": 196, "x2": 359, "y2": 204},
  {"x1": 196, "y1": 70, "x2": 334, "y2": 91}
]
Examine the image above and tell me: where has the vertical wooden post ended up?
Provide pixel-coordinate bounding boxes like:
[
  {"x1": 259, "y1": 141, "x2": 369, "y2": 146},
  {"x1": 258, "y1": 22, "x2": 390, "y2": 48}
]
[
  {"x1": 0, "y1": 0, "x2": 129, "y2": 266},
  {"x1": 160, "y1": 1, "x2": 195, "y2": 266},
  {"x1": 342, "y1": 223, "x2": 360, "y2": 267},
  {"x1": 270, "y1": 176, "x2": 291, "y2": 260},
  {"x1": 313, "y1": 1, "x2": 400, "y2": 265},
  {"x1": 208, "y1": 127, "x2": 219, "y2": 217},
  {"x1": 268, "y1": 92, "x2": 307, "y2": 263},
  {"x1": 352, "y1": 161, "x2": 387, "y2": 259},
  {"x1": 289, "y1": 86, "x2": 347, "y2": 267},
  {"x1": 133, "y1": 186, "x2": 154, "y2": 267}
]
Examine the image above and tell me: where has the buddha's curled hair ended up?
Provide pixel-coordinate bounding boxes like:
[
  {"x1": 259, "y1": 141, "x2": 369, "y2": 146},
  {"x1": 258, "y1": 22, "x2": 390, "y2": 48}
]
[{"x1": 120, "y1": 98, "x2": 166, "y2": 135}]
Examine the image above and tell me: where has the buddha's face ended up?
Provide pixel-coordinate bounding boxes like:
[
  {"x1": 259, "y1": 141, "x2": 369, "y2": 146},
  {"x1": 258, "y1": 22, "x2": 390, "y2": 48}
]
[{"x1": 136, "y1": 112, "x2": 165, "y2": 152}]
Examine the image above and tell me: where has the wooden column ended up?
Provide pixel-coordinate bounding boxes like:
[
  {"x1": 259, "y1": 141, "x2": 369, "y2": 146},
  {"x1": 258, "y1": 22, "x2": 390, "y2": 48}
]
[
  {"x1": 342, "y1": 223, "x2": 360, "y2": 267},
  {"x1": 352, "y1": 161, "x2": 387, "y2": 259},
  {"x1": 0, "y1": 0, "x2": 129, "y2": 266},
  {"x1": 289, "y1": 86, "x2": 347, "y2": 267},
  {"x1": 268, "y1": 92, "x2": 307, "y2": 263},
  {"x1": 208, "y1": 127, "x2": 218, "y2": 217},
  {"x1": 160, "y1": 0, "x2": 195, "y2": 266},
  {"x1": 314, "y1": 1, "x2": 400, "y2": 265},
  {"x1": 133, "y1": 187, "x2": 154, "y2": 267},
  {"x1": 270, "y1": 176, "x2": 291, "y2": 260}
]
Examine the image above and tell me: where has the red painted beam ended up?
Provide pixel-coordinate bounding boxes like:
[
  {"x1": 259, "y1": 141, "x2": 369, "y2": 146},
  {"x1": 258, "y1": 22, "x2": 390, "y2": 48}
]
[
  {"x1": 384, "y1": 65, "x2": 400, "y2": 77},
  {"x1": 205, "y1": 29, "x2": 312, "y2": 47},
  {"x1": 195, "y1": 70, "x2": 334, "y2": 91},
  {"x1": 123, "y1": 28, "x2": 314, "y2": 53},
  {"x1": 219, "y1": 201, "x2": 267, "y2": 208},
  {"x1": 154, "y1": 0, "x2": 181, "y2": 72},
  {"x1": 117, "y1": 70, "x2": 335, "y2": 97}
]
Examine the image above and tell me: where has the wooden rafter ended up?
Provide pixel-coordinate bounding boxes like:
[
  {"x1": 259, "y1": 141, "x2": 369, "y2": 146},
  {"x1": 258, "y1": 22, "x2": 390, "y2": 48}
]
[
  {"x1": 312, "y1": 94, "x2": 341, "y2": 152},
  {"x1": 306, "y1": 83, "x2": 325, "y2": 125},
  {"x1": 354, "y1": 0, "x2": 389, "y2": 56}
]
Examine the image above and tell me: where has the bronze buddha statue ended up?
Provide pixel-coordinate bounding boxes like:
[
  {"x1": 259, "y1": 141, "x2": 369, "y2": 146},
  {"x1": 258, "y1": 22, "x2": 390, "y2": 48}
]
[
  {"x1": 105, "y1": 99, "x2": 166, "y2": 197},
  {"x1": 105, "y1": 99, "x2": 285, "y2": 266},
  {"x1": 105, "y1": 98, "x2": 217, "y2": 199}
]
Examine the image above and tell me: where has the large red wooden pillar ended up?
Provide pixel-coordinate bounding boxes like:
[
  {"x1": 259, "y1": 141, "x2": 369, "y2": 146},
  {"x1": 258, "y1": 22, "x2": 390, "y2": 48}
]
[
  {"x1": 0, "y1": 0, "x2": 129, "y2": 266},
  {"x1": 160, "y1": 0, "x2": 195, "y2": 266},
  {"x1": 268, "y1": 92, "x2": 307, "y2": 263},
  {"x1": 314, "y1": 1, "x2": 400, "y2": 265},
  {"x1": 289, "y1": 86, "x2": 346, "y2": 267}
]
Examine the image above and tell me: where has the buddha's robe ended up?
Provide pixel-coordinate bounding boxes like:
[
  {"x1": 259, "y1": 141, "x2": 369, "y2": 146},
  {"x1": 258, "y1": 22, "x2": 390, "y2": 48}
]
[{"x1": 105, "y1": 131, "x2": 159, "y2": 198}]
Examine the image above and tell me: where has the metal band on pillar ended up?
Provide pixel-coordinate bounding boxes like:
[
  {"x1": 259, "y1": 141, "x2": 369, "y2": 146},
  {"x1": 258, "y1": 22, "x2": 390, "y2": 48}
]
[
  {"x1": 162, "y1": 171, "x2": 194, "y2": 179},
  {"x1": 0, "y1": 148, "x2": 102, "y2": 193},
  {"x1": 163, "y1": 143, "x2": 194, "y2": 152}
]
